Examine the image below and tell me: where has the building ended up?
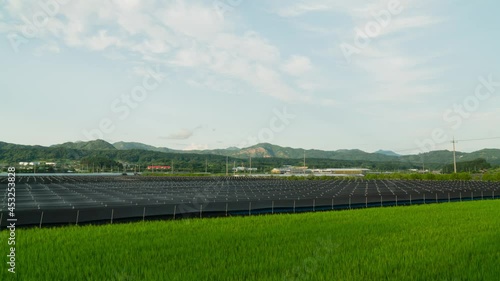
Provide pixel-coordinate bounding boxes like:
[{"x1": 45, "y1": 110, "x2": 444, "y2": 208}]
[
  {"x1": 271, "y1": 165, "x2": 310, "y2": 174},
  {"x1": 232, "y1": 167, "x2": 257, "y2": 172},
  {"x1": 309, "y1": 168, "x2": 370, "y2": 176},
  {"x1": 147, "y1": 165, "x2": 171, "y2": 170},
  {"x1": 271, "y1": 165, "x2": 370, "y2": 176}
]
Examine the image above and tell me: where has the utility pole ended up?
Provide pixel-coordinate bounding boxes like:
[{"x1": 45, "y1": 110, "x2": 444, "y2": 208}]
[
  {"x1": 249, "y1": 156, "x2": 252, "y2": 175},
  {"x1": 303, "y1": 150, "x2": 306, "y2": 174},
  {"x1": 226, "y1": 156, "x2": 228, "y2": 176},
  {"x1": 171, "y1": 160, "x2": 174, "y2": 174},
  {"x1": 422, "y1": 154, "x2": 425, "y2": 173},
  {"x1": 205, "y1": 158, "x2": 208, "y2": 174},
  {"x1": 452, "y1": 137, "x2": 458, "y2": 174}
]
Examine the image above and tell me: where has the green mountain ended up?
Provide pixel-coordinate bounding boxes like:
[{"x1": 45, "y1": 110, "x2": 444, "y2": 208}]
[
  {"x1": 1, "y1": 140, "x2": 499, "y2": 172},
  {"x1": 375, "y1": 150, "x2": 401, "y2": 157},
  {"x1": 113, "y1": 141, "x2": 175, "y2": 153},
  {"x1": 399, "y1": 150, "x2": 466, "y2": 165},
  {"x1": 52, "y1": 140, "x2": 116, "y2": 150},
  {"x1": 0, "y1": 142, "x2": 44, "y2": 150},
  {"x1": 461, "y1": 149, "x2": 500, "y2": 165},
  {"x1": 114, "y1": 142, "x2": 401, "y2": 162},
  {"x1": 111, "y1": 141, "x2": 500, "y2": 166}
]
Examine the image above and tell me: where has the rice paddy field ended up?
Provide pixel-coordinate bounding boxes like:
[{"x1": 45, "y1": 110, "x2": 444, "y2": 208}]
[{"x1": 1, "y1": 200, "x2": 499, "y2": 280}]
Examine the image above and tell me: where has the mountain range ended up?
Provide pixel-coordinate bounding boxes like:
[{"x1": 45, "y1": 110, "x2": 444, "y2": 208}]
[
  {"x1": 112, "y1": 141, "x2": 500, "y2": 165},
  {"x1": 0, "y1": 139, "x2": 499, "y2": 166}
]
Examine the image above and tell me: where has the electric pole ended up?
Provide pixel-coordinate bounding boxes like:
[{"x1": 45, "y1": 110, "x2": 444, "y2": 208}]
[{"x1": 452, "y1": 137, "x2": 458, "y2": 174}]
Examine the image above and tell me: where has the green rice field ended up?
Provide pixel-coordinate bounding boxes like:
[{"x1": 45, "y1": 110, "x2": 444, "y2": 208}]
[{"x1": 1, "y1": 200, "x2": 499, "y2": 280}]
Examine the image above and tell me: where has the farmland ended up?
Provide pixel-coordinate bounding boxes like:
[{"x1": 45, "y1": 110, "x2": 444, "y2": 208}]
[
  {"x1": 1, "y1": 176, "x2": 499, "y2": 227},
  {"x1": 1, "y1": 200, "x2": 499, "y2": 280}
]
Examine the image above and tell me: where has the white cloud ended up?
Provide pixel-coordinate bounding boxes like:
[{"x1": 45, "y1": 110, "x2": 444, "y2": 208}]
[
  {"x1": 32, "y1": 41, "x2": 60, "y2": 56},
  {"x1": 0, "y1": 1, "x2": 326, "y2": 104},
  {"x1": 183, "y1": 143, "x2": 209, "y2": 150},
  {"x1": 164, "y1": 129, "x2": 194, "y2": 140},
  {"x1": 158, "y1": 1, "x2": 226, "y2": 40},
  {"x1": 111, "y1": 0, "x2": 142, "y2": 12},
  {"x1": 87, "y1": 30, "x2": 122, "y2": 50},
  {"x1": 277, "y1": 3, "x2": 332, "y2": 17},
  {"x1": 282, "y1": 55, "x2": 313, "y2": 76},
  {"x1": 378, "y1": 15, "x2": 444, "y2": 37}
]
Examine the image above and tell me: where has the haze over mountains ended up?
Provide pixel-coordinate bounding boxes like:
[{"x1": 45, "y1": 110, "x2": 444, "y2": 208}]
[{"x1": 1, "y1": 139, "x2": 499, "y2": 166}]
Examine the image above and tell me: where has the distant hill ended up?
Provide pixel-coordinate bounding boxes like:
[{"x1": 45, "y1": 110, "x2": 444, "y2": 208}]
[
  {"x1": 113, "y1": 141, "x2": 175, "y2": 153},
  {"x1": 110, "y1": 141, "x2": 500, "y2": 165},
  {"x1": 375, "y1": 150, "x2": 400, "y2": 157},
  {"x1": 1, "y1": 139, "x2": 499, "y2": 169},
  {"x1": 0, "y1": 141, "x2": 44, "y2": 150},
  {"x1": 399, "y1": 150, "x2": 466, "y2": 165},
  {"x1": 51, "y1": 140, "x2": 116, "y2": 150},
  {"x1": 461, "y1": 149, "x2": 500, "y2": 165},
  {"x1": 205, "y1": 144, "x2": 399, "y2": 162}
]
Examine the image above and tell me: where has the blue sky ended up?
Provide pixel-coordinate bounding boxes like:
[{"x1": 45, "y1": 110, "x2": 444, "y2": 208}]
[{"x1": 0, "y1": 0, "x2": 499, "y2": 154}]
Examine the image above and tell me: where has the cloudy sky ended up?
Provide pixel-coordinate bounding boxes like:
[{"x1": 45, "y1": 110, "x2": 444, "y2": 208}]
[{"x1": 1, "y1": 0, "x2": 499, "y2": 154}]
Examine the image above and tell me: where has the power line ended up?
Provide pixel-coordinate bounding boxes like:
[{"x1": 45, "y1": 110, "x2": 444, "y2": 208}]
[
  {"x1": 455, "y1": 136, "x2": 500, "y2": 142},
  {"x1": 393, "y1": 136, "x2": 500, "y2": 154}
]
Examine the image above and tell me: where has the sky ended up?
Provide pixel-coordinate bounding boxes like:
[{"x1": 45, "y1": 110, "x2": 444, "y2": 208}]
[{"x1": 0, "y1": 0, "x2": 499, "y2": 154}]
